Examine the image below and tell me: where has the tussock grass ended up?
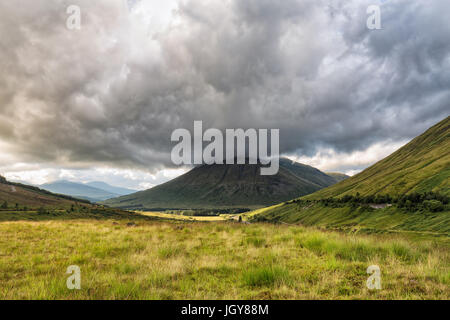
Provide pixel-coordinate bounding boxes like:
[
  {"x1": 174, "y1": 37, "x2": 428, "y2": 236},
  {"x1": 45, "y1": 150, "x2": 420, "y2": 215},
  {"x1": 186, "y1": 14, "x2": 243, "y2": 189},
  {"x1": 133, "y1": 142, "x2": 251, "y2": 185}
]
[
  {"x1": 242, "y1": 266, "x2": 291, "y2": 287},
  {"x1": 0, "y1": 219, "x2": 448, "y2": 299},
  {"x1": 158, "y1": 245, "x2": 185, "y2": 259},
  {"x1": 243, "y1": 236, "x2": 266, "y2": 247}
]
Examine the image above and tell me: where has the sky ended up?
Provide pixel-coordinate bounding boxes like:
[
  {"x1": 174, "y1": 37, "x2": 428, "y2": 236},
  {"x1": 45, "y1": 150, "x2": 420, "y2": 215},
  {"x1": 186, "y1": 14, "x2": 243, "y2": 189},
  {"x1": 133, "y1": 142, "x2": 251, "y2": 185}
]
[{"x1": 0, "y1": 0, "x2": 449, "y2": 190}]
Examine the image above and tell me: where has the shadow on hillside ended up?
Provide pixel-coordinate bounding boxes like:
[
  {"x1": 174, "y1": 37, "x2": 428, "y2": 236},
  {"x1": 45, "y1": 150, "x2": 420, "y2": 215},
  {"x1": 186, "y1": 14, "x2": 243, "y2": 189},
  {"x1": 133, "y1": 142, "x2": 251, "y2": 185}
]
[{"x1": 0, "y1": 209, "x2": 159, "y2": 222}]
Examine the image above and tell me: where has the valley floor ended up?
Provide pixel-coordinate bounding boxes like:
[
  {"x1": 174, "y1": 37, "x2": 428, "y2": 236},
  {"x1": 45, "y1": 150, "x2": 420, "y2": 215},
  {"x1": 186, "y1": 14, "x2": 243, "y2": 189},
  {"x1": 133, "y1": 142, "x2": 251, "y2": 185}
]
[
  {"x1": 139, "y1": 211, "x2": 231, "y2": 221},
  {"x1": 0, "y1": 215, "x2": 448, "y2": 299}
]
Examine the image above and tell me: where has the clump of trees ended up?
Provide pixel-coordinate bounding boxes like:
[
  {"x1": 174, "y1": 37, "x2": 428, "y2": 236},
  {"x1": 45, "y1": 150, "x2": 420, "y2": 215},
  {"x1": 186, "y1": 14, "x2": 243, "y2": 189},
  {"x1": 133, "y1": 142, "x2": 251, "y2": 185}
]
[
  {"x1": 288, "y1": 191, "x2": 448, "y2": 212},
  {"x1": 177, "y1": 208, "x2": 250, "y2": 217},
  {"x1": 67, "y1": 204, "x2": 91, "y2": 214},
  {"x1": 422, "y1": 200, "x2": 444, "y2": 212},
  {"x1": 395, "y1": 192, "x2": 448, "y2": 211},
  {"x1": 0, "y1": 202, "x2": 31, "y2": 211},
  {"x1": 37, "y1": 207, "x2": 48, "y2": 215}
]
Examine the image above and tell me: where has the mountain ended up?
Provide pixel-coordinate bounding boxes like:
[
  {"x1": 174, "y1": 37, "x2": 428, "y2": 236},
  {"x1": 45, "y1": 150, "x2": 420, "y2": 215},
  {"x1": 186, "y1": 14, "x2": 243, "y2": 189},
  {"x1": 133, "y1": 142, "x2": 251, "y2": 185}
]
[
  {"x1": 103, "y1": 158, "x2": 338, "y2": 210},
  {"x1": 40, "y1": 180, "x2": 119, "y2": 202},
  {"x1": 325, "y1": 172, "x2": 350, "y2": 183},
  {"x1": 0, "y1": 176, "x2": 89, "y2": 208},
  {"x1": 85, "y1": 181, "x2": 137, "y2": 196},
  {"x1": 305, "y1": 116, "x2": 449, "y2": 199},
  {"x1": 249, "y1": 117, "x2": 450, "y2": 235}
]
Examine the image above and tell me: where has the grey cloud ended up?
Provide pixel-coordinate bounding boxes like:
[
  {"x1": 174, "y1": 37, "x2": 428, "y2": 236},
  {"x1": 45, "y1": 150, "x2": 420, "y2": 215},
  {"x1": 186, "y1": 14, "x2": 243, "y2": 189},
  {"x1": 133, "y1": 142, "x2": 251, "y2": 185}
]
[{"x1": 0, "y1": 0, "x2": 448, "y2": 172}]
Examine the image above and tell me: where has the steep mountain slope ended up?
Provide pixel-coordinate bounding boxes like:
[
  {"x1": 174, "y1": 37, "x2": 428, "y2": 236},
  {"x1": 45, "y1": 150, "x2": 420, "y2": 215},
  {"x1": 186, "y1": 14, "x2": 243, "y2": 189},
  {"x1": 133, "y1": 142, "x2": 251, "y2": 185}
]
[
  {"x1": 0, "y1": 176, "x2": 89, "y2": 208},
  {"x1": 103, "y1": 158, "x2": 337, "y2": 210},
  {"x1": 250, "y1": 117, "x2": 450, "y2": 235},
  {"x1": 306, "y1": 116, "x2": 450, "y2": 199},
  {"x1": 85, "y1": 181, "x2": 137, "y2": 196},
  {"x1": 40, "y1": 180, "x2": 119, "y2": 202}
]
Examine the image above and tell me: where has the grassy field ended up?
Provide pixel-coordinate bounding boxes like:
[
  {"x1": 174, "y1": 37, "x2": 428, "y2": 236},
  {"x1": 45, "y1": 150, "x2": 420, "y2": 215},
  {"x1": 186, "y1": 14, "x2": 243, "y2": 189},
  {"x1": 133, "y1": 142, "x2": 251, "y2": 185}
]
[
  {"x1": 0, "y1": 208, "x2": 152, "y2": 222},
  {"x1": 0, "y1": 215, "x2": 448, "y2": 299},
  {"x1": 139, "y1": 211, "x2": 232, "y2": 221}
]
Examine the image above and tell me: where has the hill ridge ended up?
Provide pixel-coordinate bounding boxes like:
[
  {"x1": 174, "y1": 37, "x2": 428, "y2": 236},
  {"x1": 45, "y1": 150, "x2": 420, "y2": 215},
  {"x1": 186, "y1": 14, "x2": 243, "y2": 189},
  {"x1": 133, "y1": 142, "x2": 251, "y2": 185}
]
[
  {"x1": 249, "y1": 117, "x2": 450, "y2": 235},
  {"x1": 40, "y1": 180, "x2": 119, "y2": 202},
  {"x1": 103, "y1": 158, "x2": 340, "y2": 210},
  {"x1": 304, "y1": 116, "x2": 449, "y2": 199},
  {"x1": 0, "y1": 176, "x2": 91, "y2": 208}
]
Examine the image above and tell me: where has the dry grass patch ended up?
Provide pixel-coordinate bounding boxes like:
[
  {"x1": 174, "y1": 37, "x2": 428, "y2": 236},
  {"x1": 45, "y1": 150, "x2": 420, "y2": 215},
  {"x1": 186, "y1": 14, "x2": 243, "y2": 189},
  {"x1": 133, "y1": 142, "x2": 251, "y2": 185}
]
[{"x1": 0, "y1": 219, "x2": 448, "y2": 299}]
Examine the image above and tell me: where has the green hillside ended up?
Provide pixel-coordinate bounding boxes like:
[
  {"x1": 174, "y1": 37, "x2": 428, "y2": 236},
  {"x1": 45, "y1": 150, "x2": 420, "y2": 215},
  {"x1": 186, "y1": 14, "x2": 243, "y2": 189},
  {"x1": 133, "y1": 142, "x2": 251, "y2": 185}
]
[
  {"x1": 250, "y1": 201, "x2": 450, "y2": 238},
  {"x1": 0, "y1": 176, "x2": 156, "y2": 222},
  {"x1": 250, "y1": 117, "x2": 450, "y2": 235},
  {"x1": 0, "y1": 176, "x2": 90, "y2": 209},
  {"x1": 306, "y1": 116, "x2": 449, "y2": 199},
  {"x1": 103, "y1": 158, "x2": 338, "y2": 210}
]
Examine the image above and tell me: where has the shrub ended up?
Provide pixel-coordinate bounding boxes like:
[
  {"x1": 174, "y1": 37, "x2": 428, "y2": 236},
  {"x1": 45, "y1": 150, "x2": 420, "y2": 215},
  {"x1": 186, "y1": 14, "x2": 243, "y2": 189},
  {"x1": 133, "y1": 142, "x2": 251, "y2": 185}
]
[
  {"x1": 423, "y1": 200, "x2": 444, "y2": 212},
  {"x1": 37, "y1": 207, "x2": 48, "y2": 215}
]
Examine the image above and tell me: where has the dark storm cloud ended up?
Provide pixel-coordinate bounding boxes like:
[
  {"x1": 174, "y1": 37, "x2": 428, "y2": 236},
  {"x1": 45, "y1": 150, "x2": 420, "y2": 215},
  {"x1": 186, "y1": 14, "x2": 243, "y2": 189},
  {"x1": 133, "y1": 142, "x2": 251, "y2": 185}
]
[{"x1": 0, "y1": 0, "x2": 448, "y2": 171}]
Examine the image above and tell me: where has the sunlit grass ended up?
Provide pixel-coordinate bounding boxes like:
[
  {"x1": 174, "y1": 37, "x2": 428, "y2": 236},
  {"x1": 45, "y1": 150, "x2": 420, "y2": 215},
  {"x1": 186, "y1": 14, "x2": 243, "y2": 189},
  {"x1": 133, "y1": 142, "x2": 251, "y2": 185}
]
[
  {"x1": 0, "y1": 219, "x2": 448, "y2": 299},
  {"x1": 139, "y1": 211, "x2": 230, "y2": 221}
]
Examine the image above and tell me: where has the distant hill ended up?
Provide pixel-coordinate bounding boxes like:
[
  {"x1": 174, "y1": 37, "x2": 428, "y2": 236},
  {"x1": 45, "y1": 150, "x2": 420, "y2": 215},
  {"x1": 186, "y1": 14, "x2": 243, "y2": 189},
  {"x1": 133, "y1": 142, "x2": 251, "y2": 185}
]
[
  {"x1": 325, "y1": 172, "x2": 350, "y2": 182},
  {"x1": 305, "y1": 116, "x2": 449, "y2": 199},
  {"x1": 85, "y1": 181, "x2": 137, "y2": 196},
  {"x1": 103, "y1": 158, "x2": 338, "y2": 210},
  {"x1": 0, "y1": 176, "x2": 89, "y2": 209},
  {"x1": 40, "y1": 180, "x2": 119, "y2": 202}
]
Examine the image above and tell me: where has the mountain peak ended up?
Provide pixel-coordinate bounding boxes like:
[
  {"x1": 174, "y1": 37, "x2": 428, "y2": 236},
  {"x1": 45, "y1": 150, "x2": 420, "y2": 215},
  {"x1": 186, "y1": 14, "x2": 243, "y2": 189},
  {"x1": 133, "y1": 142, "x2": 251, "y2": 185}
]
[{"x1": 103, "y1": 158, "x2": 338, "y2": 210}]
